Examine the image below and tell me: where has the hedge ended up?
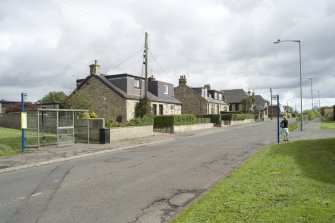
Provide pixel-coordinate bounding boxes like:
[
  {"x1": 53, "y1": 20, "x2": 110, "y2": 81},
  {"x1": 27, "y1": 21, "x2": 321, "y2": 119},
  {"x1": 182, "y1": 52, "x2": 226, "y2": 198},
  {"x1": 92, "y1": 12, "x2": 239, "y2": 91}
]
[
  {"x1": 106, "y1": 116, "x2": 154, "y2": 128},
  {"x1": 154, "y1": 114, "x2": 197, "y2": 128},
  {"x1": 196, "y1": 114, "x2": 221, "y2": 125},
  {"x1": 220, "y1": 111, "x2": 243, "y2": 114},
  {"x1": 221, "y1": 113, "x2": 256, "y2": 121},
  {"x1": 234, "y1": 114, "x2": 255, "y2": 120}
]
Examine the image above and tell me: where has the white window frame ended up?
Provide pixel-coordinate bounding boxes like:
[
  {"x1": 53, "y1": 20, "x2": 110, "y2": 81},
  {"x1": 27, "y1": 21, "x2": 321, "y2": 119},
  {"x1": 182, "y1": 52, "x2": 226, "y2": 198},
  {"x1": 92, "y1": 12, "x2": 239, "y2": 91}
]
[
  {"x1": 163, "y1": 85, "x2": 168, "y2": 94},
  {"x1": 134, "y1": 79, "x2": 140, "y2": 88}
]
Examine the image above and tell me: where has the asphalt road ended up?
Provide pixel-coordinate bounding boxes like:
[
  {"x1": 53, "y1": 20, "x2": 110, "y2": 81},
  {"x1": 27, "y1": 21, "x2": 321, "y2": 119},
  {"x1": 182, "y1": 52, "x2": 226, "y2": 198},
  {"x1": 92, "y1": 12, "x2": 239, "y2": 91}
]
[{"x1": 0, "y1": 121, "x2": 277, "y2": 223}]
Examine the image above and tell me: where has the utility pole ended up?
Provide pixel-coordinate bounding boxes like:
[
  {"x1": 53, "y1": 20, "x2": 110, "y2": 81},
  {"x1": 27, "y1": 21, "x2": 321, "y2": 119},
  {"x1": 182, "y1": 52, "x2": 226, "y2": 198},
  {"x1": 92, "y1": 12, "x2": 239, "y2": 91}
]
[
  {"x1": 270, "y1": 88, "x2": 273, "y2": 120},
  {"x1": 143, "y1": 32, "x2": 149, "y2": 99}
]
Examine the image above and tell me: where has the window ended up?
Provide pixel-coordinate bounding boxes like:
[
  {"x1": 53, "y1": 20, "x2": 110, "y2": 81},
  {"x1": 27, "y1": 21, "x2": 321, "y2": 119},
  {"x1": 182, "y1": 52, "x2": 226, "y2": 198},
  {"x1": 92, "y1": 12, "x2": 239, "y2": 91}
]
[
  {"x1": 170, "y1": 105, "x2": 175, "y2": 114},
  {"x1": 163, "y1": 85, "x2": 168, "y2": 94},
  {"x1": 134, "y1": 79, "x2": 140, "y2": 88},
  {"x1": 219, "y1": 94, "x2": 222, "y2": 100},
  {"x1": 203, "y1": 88, "x2": 208, "y2": 98},
  {"x1": 215, "y1": 93, "x2": 218, "y2": 99},
  {"x1": 159, "y1": 104, "x2": 163, "y2": 115},
  {"x1": 152, "y1": 104, "x2": 157, "y2": 115}
]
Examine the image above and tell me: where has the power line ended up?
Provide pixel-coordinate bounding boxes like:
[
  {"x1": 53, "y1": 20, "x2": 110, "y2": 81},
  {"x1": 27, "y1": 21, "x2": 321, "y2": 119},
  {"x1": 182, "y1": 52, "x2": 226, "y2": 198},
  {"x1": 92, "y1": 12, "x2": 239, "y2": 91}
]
[
  {"x1": 149, "y1": 51, "x2": 176, "y2": 81},
  {"x1": 110, "y1": 48, "x2": 143, "y2": 70}
]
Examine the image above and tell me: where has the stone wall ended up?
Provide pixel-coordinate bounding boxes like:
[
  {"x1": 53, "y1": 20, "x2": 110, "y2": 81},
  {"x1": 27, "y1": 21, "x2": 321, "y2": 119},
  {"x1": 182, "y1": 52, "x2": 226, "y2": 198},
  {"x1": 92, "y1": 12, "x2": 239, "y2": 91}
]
[
  {"x1": 225, "y1": 119, "x2": 255, "y2": 126},
  {"x1": 109, "y1": 125, "x2": 153, "y2": 141},
  {"x1": 154, "y1": 123, "x2": 214, "y2": 134},
  {"x1": 174, "y1": 85, "x2": 207, "y2": 115},
  {"x1": 0, "y1": 112, "x2": 20, "y2": 129},
  {"x1": 74, "y1": 75, "x2": 127, "y2": 121}
]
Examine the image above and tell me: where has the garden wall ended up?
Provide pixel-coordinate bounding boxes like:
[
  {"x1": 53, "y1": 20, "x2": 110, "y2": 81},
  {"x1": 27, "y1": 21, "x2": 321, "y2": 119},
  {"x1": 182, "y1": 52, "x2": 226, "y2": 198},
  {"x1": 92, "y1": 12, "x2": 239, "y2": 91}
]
[
  {"x1": 154, "y1": 123, "x2": 214, "y2": 134},
  {"x1": 109, "y1": 125, "x2": 153, "y2": 141}
]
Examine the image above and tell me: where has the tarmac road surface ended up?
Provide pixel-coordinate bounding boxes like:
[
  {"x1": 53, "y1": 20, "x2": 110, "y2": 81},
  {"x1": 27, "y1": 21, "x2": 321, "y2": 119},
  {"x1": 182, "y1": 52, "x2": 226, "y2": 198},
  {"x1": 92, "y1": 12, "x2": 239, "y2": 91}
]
[{"x1": 0, "y1": 121, "x2": 279, "y2": 223}]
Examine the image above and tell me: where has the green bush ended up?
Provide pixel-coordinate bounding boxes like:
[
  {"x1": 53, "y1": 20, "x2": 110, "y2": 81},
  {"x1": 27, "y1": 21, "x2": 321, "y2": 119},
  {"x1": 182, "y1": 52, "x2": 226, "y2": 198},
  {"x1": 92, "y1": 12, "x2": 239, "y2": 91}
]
[
  {"x1": 80, "y1": 111, "x2": 98, "y2": 119},
  {"x1": 303, "y1": 109, "x2": 321, "y2": 120},
  {"x1": 234, "y1": 114, "x2": 255, "y2": 120},
  {"x1": 196, "y1": 114, "x2": 221, "y2": 125},
  {"x1": 154, "y1": 114, "x2": 196, "y2": 128},
  {"x1": 196, "y1": 118, "x2": 211, "y2": 124},
  {"x1": 106, "y1": 116, "x2": 153, "y2": 128},
  {"x1": 221, "y1": 114, "x2": 233, "y2": 121},
  {"x1": 220, "y1": 111, "x2": 242, "y2": 114}
]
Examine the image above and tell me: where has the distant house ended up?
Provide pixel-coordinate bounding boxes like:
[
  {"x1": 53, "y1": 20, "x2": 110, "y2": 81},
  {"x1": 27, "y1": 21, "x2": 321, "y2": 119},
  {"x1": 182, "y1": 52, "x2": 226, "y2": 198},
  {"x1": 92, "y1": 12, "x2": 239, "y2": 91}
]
[
  {"x1": 254, "y1": 95, "x2": 269, "y2": 120},
  {"x1": 0, "y1": 100, "x2": 18, "y2": 114},
  {"x1": 74, "y1": 60, "x2": 181, "y2": 121},
  {"x1": 268, "y1": 104, "x2": 286, "y2": 118},
  {"x1": 174, "y1": 75, "x2": 229, "y2": 115},
  {"x1": 221, "y1": 89, "x2": 250, "y2": 112}
]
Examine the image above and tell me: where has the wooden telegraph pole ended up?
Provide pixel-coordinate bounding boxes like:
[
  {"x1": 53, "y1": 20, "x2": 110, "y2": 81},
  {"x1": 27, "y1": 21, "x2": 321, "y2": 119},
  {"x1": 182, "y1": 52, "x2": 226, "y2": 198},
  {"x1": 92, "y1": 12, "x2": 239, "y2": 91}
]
[{"x1": 143, "y1": 32, "x2": 149, "y2": 99}]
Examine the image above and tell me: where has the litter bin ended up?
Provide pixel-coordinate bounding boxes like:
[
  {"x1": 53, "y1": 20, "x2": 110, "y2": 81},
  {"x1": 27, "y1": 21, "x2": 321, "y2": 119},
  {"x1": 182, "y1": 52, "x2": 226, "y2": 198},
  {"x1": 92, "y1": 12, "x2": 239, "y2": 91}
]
[{"x1": 99, "y1": 128, "x2": 110, "y2": 144}]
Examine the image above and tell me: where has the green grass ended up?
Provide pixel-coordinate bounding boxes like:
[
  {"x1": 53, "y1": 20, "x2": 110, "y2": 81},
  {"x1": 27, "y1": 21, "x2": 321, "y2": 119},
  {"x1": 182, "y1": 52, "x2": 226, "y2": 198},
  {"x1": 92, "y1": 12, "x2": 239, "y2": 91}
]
[
  {"x1": 171, "y1": 139, "x2": 335, "y2": 223},
  {"x1": 0, "y1": 127, "x2": 22, "y2": 156},
  {"x1": 320, "y1": 120, "x2": 335, "y2": 129},
  {"x1": 0, "y1": 127, "x2": 60, "y2": 156}
]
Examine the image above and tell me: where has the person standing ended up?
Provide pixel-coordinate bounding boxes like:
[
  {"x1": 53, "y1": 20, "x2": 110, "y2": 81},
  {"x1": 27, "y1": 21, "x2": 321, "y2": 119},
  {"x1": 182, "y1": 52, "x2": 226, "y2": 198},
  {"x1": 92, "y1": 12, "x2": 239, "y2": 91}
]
[{"x1": 280, "y1": 116, "x2": 289, "y2": 141}]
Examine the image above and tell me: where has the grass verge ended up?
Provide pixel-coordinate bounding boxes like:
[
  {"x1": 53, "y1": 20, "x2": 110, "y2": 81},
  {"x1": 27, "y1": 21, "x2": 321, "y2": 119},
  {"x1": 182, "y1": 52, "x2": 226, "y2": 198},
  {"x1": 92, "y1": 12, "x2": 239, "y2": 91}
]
[
  {"x1": 320, "y1": 120, "x2": 335, "y2": 129},
  {"x1": 171, "y1": 138, "x2": 335, "y2": 223},
  {"x1": 0, "y1": 127, "x2": 21, "y2": 156}
]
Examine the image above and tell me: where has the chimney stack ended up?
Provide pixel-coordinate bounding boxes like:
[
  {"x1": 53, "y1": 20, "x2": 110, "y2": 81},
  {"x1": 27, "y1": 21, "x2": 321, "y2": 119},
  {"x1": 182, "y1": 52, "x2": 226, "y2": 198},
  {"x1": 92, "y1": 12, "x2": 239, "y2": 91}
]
[
  {"x1": 89, "y1": 60, "x2": 100, "y2": 75},
  {"x1": 148, "y1": 75, "x2": 156, "y2": 81},
  {"x1": 179, "y1": 75, "x2": 187, "y2": 86}
]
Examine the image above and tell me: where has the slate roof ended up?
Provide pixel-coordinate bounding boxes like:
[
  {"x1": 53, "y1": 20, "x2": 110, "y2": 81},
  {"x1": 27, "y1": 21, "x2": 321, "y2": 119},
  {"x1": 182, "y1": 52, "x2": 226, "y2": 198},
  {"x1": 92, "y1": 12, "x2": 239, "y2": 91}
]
[
  {"x1": 221, "y1": 89, "x2": 248, "y2": 104},
  {"x1": 77, "y1": 74, "x2": 181, "y2": 104},
  {"x1": 191, "y1": 88, "x2": 228, "y2": 105},
  {"x1": 255, "y1": 95, "x2": 268, "y2": 110}
]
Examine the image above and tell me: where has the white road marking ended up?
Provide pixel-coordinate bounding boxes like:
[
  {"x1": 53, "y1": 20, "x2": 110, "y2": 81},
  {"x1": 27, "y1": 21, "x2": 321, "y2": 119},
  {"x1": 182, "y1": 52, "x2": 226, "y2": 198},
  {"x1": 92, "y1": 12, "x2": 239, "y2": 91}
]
[{"x1": 31, "y1": 192, "x2": 42, "y2": 197}]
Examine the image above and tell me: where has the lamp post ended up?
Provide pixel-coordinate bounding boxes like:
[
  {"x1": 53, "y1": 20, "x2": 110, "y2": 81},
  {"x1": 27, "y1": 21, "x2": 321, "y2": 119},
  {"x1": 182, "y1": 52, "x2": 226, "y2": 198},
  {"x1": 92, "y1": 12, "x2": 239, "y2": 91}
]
[
  {"x1": 302, "y1": 77, "x2": 313, "y2": 109},
  {"x1": 313, "y1": 89, "x2": 320, "y2": 109},
  {"x1": 273, "y1": 39, "x2": 303, "y2": 131}
]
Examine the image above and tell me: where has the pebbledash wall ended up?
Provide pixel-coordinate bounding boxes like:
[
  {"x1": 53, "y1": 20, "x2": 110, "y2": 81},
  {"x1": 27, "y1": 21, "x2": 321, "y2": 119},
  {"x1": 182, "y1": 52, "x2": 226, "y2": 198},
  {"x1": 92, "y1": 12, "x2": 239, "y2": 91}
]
[
  {"x1": 154, "y1": 123, "x2": 214, "y2": 134},
  {"x1": 109, "y1": 125, "x2": 154, "y2": 141}
]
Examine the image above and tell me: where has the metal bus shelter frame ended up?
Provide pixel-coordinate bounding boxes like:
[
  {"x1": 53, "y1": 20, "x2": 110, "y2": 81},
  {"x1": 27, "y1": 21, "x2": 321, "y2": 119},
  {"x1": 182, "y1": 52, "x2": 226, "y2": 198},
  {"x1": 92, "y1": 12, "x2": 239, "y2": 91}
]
[{"x1": 26, "y1": 108, "x2": 89, "y2": 149}]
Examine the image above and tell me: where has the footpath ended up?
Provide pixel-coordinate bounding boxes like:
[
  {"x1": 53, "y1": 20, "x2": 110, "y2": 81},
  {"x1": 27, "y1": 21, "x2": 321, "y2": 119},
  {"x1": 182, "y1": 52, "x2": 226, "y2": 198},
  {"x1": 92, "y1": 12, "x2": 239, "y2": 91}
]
[
  {"x1": 0, "y1": 119, "x2": 333, "y2": 174},
  {"x1": 290, "y1": 118, "x2": 335, "y2": 140}
]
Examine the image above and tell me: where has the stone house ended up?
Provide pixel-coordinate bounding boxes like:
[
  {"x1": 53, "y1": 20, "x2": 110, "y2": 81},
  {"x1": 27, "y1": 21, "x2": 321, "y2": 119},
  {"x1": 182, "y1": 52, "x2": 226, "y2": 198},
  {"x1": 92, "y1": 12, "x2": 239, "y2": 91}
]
[
  {"x1": 254, "y1": 95, "x2": 269, "y2": 120},
  {"x1": 74, "y1": 61, "x2": 181, "y2": 121},
  {"x1": 174, "y1": 75, "x2": 229, "y2": 115},
  {"x1": 221, "y1": 89, "x2": 250, "y2": 112}
]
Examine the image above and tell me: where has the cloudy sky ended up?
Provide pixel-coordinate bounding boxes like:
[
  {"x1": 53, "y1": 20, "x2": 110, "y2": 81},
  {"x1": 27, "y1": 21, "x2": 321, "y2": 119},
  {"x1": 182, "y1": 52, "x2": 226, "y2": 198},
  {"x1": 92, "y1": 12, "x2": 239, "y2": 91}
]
[{"x1": 1, "y1": 0, "x2": 335, "y2": 110}]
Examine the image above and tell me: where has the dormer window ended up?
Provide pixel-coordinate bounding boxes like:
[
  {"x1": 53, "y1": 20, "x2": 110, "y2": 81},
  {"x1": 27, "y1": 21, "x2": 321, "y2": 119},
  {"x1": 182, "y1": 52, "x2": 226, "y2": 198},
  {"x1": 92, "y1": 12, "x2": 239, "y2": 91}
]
[
  {"x1": 219, "y1": 94, "x2": 222, "y2": 100},
  {"x1": 203, "y1": 88, "x2": 208, "y2": 98},
  {"x1": 134, "y1": 79, "x2": 140, "y2": 88},
  {"x1": 163, "y1": 85, "x2": 168, "y2": 94}
]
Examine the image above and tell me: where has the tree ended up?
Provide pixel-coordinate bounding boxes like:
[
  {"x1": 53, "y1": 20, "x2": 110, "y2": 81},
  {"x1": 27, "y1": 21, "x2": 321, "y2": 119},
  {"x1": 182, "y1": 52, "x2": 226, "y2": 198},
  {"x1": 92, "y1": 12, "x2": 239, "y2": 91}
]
[
  {"x1": 241, "y1": 95, "x2": 255, "y2": 113},
  {"x1": 134, "y1": 97, "x2": 152, "y2": 118},
  {"x1": 64, "y1": 91, "x2": 92, "y2": 110},
  {"x1": 39, "y1": 91, "x2": 67, "y2": 104}
]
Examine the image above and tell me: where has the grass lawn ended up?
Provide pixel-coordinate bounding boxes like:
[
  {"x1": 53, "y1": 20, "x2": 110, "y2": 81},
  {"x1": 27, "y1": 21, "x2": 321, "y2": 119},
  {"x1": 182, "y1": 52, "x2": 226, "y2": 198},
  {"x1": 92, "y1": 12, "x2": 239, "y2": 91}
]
[
  {"x1": 320, "y1": 120, "x2": 335, "y2": 129},
  {"x1": 0, "y1": 127, "x2": 22, "y2": 156},
  {"x1": 171, "y1": 138, "x2": 335, "y2": 223}
]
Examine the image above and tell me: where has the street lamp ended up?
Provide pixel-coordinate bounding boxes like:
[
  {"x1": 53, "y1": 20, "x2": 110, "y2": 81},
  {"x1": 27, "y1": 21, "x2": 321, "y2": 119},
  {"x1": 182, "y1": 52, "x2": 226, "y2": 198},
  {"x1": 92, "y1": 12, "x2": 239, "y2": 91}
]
[
  {"x1": 302, "y1": 77, "x2": 313, "y2": 109},
  {"x1": 273, "y1": 39, "x2": 303, "y2": 131},
  {"x1": 313, "y1": 89, "x2": 320, "y2": 109}
]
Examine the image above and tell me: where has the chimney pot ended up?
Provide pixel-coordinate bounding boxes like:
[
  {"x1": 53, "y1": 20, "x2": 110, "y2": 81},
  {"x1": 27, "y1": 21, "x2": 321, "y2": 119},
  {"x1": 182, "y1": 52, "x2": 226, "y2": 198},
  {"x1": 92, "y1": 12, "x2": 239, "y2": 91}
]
[{"x1": 89, "y1": 59, "x2": 100, "y2": 75}]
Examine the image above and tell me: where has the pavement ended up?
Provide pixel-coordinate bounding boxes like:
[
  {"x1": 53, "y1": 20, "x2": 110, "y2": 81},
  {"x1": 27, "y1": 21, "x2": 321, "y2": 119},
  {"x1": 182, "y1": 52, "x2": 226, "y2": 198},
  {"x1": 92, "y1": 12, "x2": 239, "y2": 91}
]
[{"x1": 0, "y1": 118, "x2": 333, "y2": 174}]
